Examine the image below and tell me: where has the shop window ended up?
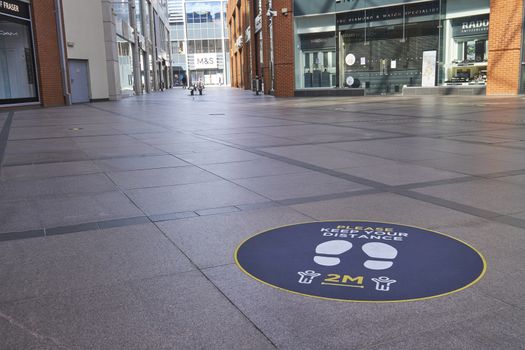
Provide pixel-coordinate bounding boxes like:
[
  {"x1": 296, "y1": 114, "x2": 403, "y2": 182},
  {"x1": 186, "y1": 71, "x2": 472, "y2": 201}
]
[
  {"x1": 298, "y1": 33, "x2": 336, "y2": 88},
  {"x1": 444, "y1": 14, "x2": 489, "y2": 86},
  {"x1": 0, "y1": 16, "x2": 37, "y2": 104},
  {"x1": 340, "y1": 21, "x2": 439, "y2": 94},
  {"x1": 117, "y1": 39, "x2": 134, "y2": 93}
]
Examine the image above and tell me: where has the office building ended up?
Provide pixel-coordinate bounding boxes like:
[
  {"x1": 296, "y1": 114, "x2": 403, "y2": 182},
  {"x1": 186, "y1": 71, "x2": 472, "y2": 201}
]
[{"x1": 168, "y1": 0, "x2": 230, "y2": 86}]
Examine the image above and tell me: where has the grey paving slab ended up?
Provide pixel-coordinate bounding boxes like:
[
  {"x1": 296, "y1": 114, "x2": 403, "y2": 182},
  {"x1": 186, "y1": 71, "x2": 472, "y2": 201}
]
[
  {"x1": 200, "y1": 158, "x2": 307, "y2": 179},
  {"x1": 0, "y1": 174, "x2": 116, "y2": 201},
  {"x1": 155, "y1": 140, "x2": 233, "y2": 154},
  {"x1": 130, "y1": 132, "x2": 206, "y2": 145},
  {"x1": 8, "y1": 125, "x2": 121, "y2": 140},
  {"x1": 0, "y1": 200, "x2": 43, "y2": 234},
  {"x1": 2, "y1": 150, "x2": 90, "y2": 166},
  {"x1": 107, "y1": 166, "x2": 221, "y2": 189},
  {"x1": 414, "y1": 179, "x2": 525, "y2": 215},
  {"x1": 260, "y1": 145, "x2": 394, "y2": 170},
  {"x1": 94, "y1": 154, "x2": 188, "y2": 172},
  {"x1": 442, "y1": 134, "x2": 517, "y2": 144},
  {"x1": 0, "y1": 271, "x2": 274, "y2": 350},
  {"x1": 369, "y1": 307, "x2": 525, "y2": 350},
  {"x1": 0, "y1": 223, "x2": 195, "y2": 302},
  {"x1": 428, "y1": 220, "x2": 525, "y2": 308},
  {"x1": 211, "y1": 133, "x2": 300, "y2": 147},
  {"x1": 35, "y1": 191, "x2": 143, "y2": 228},
  {"x1": 157, "y1": 207, "x2": 311, "y2": 268},
  {"x1": 0, "y1": 316, "x2": 59, "y2": 350},
  {"x1": 0, "y1": 160, "x2": 100, "y2": 180},
  {"x1": 82, "y1": 144, "x2": 166, "y2": 159},
  {"x1": 325, "y1": 140, "x2": 454, "y2": 162},
  {"x1": 337, "y1": 161, "x2": 464, "y2": 186},
  {"x1": 126, "y1": 180, "x2": 269, "y2": 215},
  {"x1": 291, "y1": 192, "x2": 481, "y2": 228},
  {"x1": 232, "y1": 171, "x2": 370, "y2": 201},
  {"x1": 411, "y1": 154, "x2": 525, "y2": 175},
  {"x1": 176, "y1": 148, "x2": 263, "y2": 165},
  {"x1": 204, "y1": 264, "x2": 505, "y2": 350},
  {"x1": 5, "y1": 138, "x2": 78, "y2": 155}
]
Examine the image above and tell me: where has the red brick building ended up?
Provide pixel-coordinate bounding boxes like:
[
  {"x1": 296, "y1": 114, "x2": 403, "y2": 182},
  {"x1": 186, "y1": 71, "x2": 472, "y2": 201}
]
[
  {"x1": 1, "y1": 0, "x2": 67, "y2": 107},
  {"x1": 228, "y1": 0, "x2": 525, "y2": 97}
]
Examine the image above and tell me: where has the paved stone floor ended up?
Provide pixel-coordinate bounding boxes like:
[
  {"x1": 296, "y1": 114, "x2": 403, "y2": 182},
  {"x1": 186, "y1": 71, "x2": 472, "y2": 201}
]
[{"x1": 1, "y1": 88, "x2": 525, "y2": 349}]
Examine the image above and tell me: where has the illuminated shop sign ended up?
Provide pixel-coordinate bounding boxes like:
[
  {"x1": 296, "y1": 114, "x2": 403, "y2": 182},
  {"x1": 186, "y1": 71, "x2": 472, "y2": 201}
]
[
  {"x1": 452, "y1": 14, "x2": 489, "y2": 37},
  {"x1": 0, "y1": 0, "x2": 30, "y2": 20}
]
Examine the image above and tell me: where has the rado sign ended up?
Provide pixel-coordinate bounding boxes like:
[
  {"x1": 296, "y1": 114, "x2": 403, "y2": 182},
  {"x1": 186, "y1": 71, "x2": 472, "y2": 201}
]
[
  {"x1": 452, "y1": 14, "x2": 489, "y2": 37},
  {"x1": 0, "y1": 0, "x2": 30, "y2": 20}
]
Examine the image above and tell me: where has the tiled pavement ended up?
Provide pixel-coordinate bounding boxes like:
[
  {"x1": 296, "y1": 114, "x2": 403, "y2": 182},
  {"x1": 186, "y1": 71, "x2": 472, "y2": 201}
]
[{"x1": 1, "y1": 88, "x2": 525, "y2": 349}]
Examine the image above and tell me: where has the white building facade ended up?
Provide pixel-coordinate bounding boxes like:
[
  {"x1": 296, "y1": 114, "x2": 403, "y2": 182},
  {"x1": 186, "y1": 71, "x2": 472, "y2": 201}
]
[{"x1": 62, "y1": 0, "x2": 173, "y2": 102}]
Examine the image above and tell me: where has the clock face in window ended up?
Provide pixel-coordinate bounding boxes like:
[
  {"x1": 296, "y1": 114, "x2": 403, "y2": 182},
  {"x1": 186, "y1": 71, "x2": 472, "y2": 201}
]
[{"x1": 345, "y1": 53, "x2": 356, "y2": 66}]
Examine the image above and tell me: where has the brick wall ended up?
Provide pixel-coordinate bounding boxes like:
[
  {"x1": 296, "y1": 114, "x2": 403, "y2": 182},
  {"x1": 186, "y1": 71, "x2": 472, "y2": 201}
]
[
  {"x1": 32, "y1": 0, "x2": 65, "y2": 106},
  {"x1": 487, "y1": 0, "x2": 524, "y2": 95}
]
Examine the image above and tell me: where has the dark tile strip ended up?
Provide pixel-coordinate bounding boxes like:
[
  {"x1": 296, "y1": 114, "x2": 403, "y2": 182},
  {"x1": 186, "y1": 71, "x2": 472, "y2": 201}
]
[
  {"x1": 195, "y1": 206, "x2": 241, "y2": 216},
  {"x1": 149, "y1": 211, "x2": 199, "y2": 222},
  {"x1": 480, "y1": 169, "x2": 525, "y2": 179},
  {"x1": 391, "y1": 189, "x2": 502, "y2": 219},
  {"x1": 277, "y1": 189, "x2": 381, "y2": 206},
  {"x1": 249, "y1": 149, "x2": 391, "y2": 190},
  {"x1": 394, "y1": 176, "x2": 476, "y2": 190},
  {"x1": 492, "y1": 215, "x2": 525, "y2": 230},
  {"x1": 0, "y1": 111, "x2": 14, "y2": 167},
  {"x1": 0, "y1": 229, "x2": 44, "y2": 242},
  {"x1": 97, "y1": 216, "x2": 150, "y2": 229},
  {"x1": 45, "y1": 222, "x2": 100, "y2": 236},
  {"x1": 235, "y1": 202, "x2": 281, "y2": 211}
]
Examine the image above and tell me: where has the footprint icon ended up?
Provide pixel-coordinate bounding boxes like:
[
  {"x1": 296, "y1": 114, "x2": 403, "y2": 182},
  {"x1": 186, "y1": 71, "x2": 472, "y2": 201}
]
[
  {"x1": 314, "y1": 240, "x2": 353, "y2": 266},
  {"x1": 362, "y1": 242, "x2": 398, "y2": 270}
]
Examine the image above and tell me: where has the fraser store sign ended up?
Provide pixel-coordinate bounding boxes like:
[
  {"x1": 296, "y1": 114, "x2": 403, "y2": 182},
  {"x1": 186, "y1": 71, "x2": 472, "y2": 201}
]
[{"x1": 0, "y1": 0, "x2": 30, "y2": 20}]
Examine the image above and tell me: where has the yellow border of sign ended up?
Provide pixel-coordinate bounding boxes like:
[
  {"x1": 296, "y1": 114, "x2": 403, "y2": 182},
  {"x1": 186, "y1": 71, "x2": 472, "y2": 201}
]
[{"x1": 234, "y1": 220, "x2": 487, "y2": 303}]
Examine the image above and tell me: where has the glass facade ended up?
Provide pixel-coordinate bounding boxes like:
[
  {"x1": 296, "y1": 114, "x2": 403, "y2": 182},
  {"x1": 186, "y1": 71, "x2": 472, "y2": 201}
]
[
  {"x1": 0, "y1": 5, "x2": 38, "y2": 105},
  {"x1": 294, "y1": 0, "x2": 491, "y2": 95},
  {"x1": 117, "y1": 39, "x2": 134, "y2": 93},
  {"x1": 168, "y1": 0, "x2": 229, "y2": 86}
]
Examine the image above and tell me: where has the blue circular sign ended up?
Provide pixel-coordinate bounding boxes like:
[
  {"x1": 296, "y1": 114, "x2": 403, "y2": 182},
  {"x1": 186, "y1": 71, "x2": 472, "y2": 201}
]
[{"x1": 235, "y1": 221, "x2": 486, "y2": 302}]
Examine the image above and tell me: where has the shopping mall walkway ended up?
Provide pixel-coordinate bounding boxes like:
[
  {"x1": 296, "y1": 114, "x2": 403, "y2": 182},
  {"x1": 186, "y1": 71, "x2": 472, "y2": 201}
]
[{"x1": 1, "y1": 88, "x2": 525, "y2": 349}]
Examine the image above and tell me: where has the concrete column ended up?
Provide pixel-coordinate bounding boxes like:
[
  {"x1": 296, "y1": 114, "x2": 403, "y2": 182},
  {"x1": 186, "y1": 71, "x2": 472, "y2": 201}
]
[
  {"x1": 129, "y1": 0, "x2": 142, "y2": 95},
  {"x1": 140, "y1": 0, "x2": 151, "y2": 93},
  {"x1": 167, "y1": 29, "x2": 173, "y2": 88},
  {"x1": 149, "y1": 4, "x2": 159, "y2": 91},
  {"x1": 101, "y1": 0, "x2": 121, "y2": 100}
]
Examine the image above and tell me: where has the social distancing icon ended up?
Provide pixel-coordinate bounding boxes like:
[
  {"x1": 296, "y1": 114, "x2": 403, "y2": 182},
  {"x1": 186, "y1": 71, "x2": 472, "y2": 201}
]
[{"x1": 235, "y1": 221, "x2": 486, "y2": 302}]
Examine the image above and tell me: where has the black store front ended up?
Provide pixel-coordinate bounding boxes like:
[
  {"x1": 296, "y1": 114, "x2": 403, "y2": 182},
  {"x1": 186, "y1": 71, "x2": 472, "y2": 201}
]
[
  {"x1": 337, "y1": 1, "x2": 441, "y2": 95},
  {"x1": 0, "y1": 0, "x2": 38, "y2": 105}
]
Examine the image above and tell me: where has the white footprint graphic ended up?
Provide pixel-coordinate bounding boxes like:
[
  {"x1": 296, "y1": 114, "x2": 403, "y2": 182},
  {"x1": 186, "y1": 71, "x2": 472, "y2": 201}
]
[
  {"x1": 314, "y1": 240, "x2": 353, "y2": 266},
  {"x1": 362, "y1": 242, "x2": 398, "y2": 270}
]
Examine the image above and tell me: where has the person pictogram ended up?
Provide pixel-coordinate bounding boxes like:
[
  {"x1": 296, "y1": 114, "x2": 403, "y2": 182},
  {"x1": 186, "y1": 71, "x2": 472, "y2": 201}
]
[
  {"x1": 297, "y1": 270, "x2": 321, "y2": 284},
  {"x1": 371, "y1": 276, "x2": 397, "y2": 292}
]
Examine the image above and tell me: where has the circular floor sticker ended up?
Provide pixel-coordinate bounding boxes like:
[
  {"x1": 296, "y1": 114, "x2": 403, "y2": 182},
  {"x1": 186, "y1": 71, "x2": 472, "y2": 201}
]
[{"x1": 235, "y1": 221, "x2": 486, "y2": 302}]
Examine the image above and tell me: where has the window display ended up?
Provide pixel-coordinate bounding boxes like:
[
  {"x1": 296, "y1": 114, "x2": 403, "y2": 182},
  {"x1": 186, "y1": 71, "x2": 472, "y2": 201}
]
[
  {"x1": 298, "y1": 33, "x2": 336, "y2": 88},
  {"x1": 444, "y1": 14, "x2": 489, "y2": 86},
  {"x1": 340, "y1": 21, "x2": 439, "y2": 94},
  {"x1": 0, "y1": 14, "x2": 37, "y2": 104}
]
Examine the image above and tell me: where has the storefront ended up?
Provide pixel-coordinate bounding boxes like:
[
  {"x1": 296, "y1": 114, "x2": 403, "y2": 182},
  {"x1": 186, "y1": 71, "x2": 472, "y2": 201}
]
[
  {"x1": 0, "y1": 0, "x2": 38, "y2": 105},
  {"x1": 293, "y1": 0, "x2": 491, "y2": 95}
]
